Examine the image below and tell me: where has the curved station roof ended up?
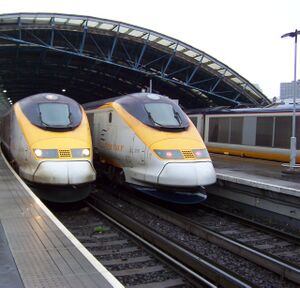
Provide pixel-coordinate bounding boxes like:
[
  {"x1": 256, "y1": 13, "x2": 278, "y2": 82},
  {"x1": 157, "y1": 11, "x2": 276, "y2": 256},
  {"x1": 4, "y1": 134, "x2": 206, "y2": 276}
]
[{"x1": 0, "y1": 13, "x2": 270, "y2": 114}]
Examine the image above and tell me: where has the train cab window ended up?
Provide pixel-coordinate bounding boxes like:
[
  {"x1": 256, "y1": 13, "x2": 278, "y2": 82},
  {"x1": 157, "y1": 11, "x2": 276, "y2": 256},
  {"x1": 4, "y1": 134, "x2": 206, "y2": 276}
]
[
  {"x1": 117, "y1": 94, "x2": 190, "y2": 130},
  {"x1": 108, "y1": 112, "x2": 112, "y2": 123},
  {"x1": 256, "y1": 117, "x2": 273, "y2": 147},
  {"x1": 39, "y1": 103, "x2": 71, "y2": 127},
  {"x1": 144, "y1": 103, "x2": 181, "y2": 127}
]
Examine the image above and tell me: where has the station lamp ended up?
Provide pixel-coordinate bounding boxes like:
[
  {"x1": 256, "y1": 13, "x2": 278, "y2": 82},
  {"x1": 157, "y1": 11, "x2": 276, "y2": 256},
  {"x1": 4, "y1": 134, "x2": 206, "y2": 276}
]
[{"x1": 281, "y1": 29, "x2": 300, "y2": 170}]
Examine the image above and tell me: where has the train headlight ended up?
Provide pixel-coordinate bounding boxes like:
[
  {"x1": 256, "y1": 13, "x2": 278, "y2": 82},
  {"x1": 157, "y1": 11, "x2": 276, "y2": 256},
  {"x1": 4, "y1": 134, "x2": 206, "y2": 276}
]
[
  {"x1": 33, "y1": 149, "x2": 58, "y2": 158},
  {"x1": 71, "y1": 148, "x2": 90, "y2": 157},
  {"x1": 154, "y1": 149, "x2": 183, "y2": 159},
  {"x1": 192, "y1": 149, "x2": 210, "y2": 159},
  {"x1": 34, "y1": 149, "x2": 42, "y2": 157}
]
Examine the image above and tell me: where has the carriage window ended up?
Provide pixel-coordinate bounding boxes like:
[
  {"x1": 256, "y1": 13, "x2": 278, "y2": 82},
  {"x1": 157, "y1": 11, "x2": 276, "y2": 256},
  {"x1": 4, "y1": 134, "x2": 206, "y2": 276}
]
[
  {"x1": 217, "y1": 117, "x2": 229, "y2": 143},
  {"x1": 189, "y1": 116, "x2": 198, "y2": 128},
  {"x1": 256, "y1": 117, "x2": 273, "y2": 147},
  {"x1": 208, "y1": 117, "x2": 229, "y2": 143},
  {"x1": 230, "y1": 117, "x2": 243, "y2": 144},
  {"x1": 209, "y1": 118, "x2": 218, "y2": 142},
  {"x1": 274, "y1": 116, "x2": 291, "y2": 148},
  {"x1": 39, "y1": 103, "x2": 70, "y2": 127}
]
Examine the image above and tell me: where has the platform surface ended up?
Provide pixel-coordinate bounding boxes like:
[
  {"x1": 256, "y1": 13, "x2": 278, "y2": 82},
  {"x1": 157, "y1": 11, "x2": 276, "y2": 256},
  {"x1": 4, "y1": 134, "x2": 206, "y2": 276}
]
[
  {"x1": 0, "y1": 153, "x2": 123, "y2": 288},
  {"x1": 211, "y1": 153, "x2": 300, "y2": 195}
]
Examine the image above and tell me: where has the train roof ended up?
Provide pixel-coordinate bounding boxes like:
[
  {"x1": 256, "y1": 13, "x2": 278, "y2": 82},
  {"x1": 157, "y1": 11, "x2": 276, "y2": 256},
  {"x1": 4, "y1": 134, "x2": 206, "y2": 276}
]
[
  {"x1": 187, "y1": 102, "x2": 300, "y2": 115},
  {"x1": 83, "y1": 93, "x2": 173, "y2": 110},
  {"x1": 17, "y1": 93, "x2": 81, "y2": 106}
]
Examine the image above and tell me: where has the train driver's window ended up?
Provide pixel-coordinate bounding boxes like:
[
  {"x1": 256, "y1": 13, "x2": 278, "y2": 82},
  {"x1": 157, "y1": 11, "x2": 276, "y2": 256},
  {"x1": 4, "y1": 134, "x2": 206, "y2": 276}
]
[{"x1": 108, "y1": 112, "x2": 112, "y2": 123}]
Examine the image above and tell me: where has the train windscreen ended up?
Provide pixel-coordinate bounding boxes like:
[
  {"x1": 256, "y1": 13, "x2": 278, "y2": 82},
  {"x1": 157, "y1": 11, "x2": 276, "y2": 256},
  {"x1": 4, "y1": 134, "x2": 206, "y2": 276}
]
[
  {"x1": 144, "y1": 103, "x2": 181, "y2": 127},
  {"x1": 117, "y1": 93, "x2": 189, "y2": 131},
  {"x1": 39, "y1": 103, "x2": 71, "y2": 127},
  {"x1": 19, "y1": 94, "x2": 82, "y2": 131}
]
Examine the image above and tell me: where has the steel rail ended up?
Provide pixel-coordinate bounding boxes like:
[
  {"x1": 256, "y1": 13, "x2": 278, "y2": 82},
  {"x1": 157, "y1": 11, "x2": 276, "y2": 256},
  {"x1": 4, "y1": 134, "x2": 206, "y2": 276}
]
[
  {"x1": 87, "y1": 195, "x2": 253, "y2": 288},
  {"x1": 200, "y1": 202, "x2": 300, "y2": 245},
  {"x1": 124, "y1": 196, "x2": 300, "y2": 285}
]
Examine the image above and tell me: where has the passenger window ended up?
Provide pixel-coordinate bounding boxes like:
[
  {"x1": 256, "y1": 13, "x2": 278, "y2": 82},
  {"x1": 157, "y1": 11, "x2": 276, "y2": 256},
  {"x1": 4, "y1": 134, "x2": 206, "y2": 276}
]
[
  {"x1": 208, "y1": 118, "x2": 218, "y2": 142},
  {"x1": 108, "y1": 112, "x2": 112, "y2": 123},
  {"x1": 208, "y1": 117, "x2": 229, "y2": 143},
  {"x1": 189, "y1": 116, "x2": 198, "y2": 128},
  {"x1": 230, "y1": 117, "x2": 243, "y2": 144},
  {"x1": 256, "y1": 117, "x2": 273, "y2": 147},
  {"x1": 274, "y1": 116, "x2": 291, "y2": 148}
]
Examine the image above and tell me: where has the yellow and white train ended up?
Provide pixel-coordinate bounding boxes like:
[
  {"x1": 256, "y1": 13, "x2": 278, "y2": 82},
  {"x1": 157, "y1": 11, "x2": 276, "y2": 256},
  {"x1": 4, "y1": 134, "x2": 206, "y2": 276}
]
[
  {"x1": 0, "y1": 93, "x2": 96, "y2": 202},
  {"x1": 85, "y1": 92, "x2": 216, "y2": 204}
]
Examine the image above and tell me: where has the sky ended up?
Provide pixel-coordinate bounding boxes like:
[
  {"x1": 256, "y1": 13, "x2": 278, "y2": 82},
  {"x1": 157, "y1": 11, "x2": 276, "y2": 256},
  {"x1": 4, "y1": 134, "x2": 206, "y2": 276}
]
[{"x1": 0, "y1": 0, "x2": 299, "y2": 99}]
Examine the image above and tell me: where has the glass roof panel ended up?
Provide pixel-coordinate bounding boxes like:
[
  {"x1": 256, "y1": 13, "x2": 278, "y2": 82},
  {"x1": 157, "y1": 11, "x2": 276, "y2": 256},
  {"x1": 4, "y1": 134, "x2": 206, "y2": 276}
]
[
  {"x1": 67, "y1": 19, "x2": 85, "y2": 26},
  {"x1": 55, "y1": 17, "x2": 68, "y2": 24},
  {"x1": 99, "y1": 23, "x2": 115, "y2": 30},
  {"x1": 157, "y1": 39, "x2": 173, "y2": 46},
  {"x1": 176, "y1": 45, "x2": 186, "y2": 52},
  {"x1": 184, "y1": 50, "x2": 198, "y2": 58},
  {"x1": 208, "y1": 63, "x2": 222, "y2": 70},
  {"x1": 231, "y1": 77, "x2": 243, "y2": 84},
  {"x1": 87, "y1": 21, "x2": 99, "y2": 28},
  {"x1": 21, "y1": 17, "x2": 35, "y2": 23},
  {"x1": 1, "y1": 17, "x2": 18, "y2": 24},
  {"x1": 202, "y1": 57, "x2": 211, "y2": 64},
  {"x1": 116, "y1": 26, "x2": 130, "y2": 33},
  {"x1": 142, "y1": 34, "x2": 159, "y2": 41},
  {"x1": 169, "y1": 43, "x2": 186, "y2": 51},
  {"x1": 35, "y1": 17, "x2": 51, "y2": 24},
  {"x1": 219, "y1": 69, "x2": 233, "y2": 77},
  {"x1": 224, "y1": 71, "x2": 233, "y2": 77},
  {"x1": 128, "y1": 30, "x2": 144, "y2": 37},
  {"x1": 194, "y1": 55, "x2": 203, "y2": 62},
  {"x1": 245, "y1": 86, "x2": 258, "y2": 95}
]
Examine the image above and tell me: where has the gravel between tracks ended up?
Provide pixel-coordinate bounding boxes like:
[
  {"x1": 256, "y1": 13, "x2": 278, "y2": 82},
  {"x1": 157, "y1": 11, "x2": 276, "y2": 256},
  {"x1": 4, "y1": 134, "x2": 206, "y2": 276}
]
[{"x1": 95, "y1": 188, "x2": 298, "y2": 288}]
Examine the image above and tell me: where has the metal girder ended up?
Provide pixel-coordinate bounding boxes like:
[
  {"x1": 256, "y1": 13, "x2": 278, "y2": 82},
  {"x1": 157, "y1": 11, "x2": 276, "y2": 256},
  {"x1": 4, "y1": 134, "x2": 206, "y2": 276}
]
[{"x1": 0, "y1": 13, "x2": 270, "y2": 108}]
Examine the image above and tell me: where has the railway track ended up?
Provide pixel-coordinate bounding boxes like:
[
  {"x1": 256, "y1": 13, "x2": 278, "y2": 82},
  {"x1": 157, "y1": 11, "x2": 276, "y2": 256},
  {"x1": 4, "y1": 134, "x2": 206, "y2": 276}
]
[
  {"x1": 88, "y1": 187, "x2": 299, "y2": 287},
  {"x1": 54, "y1": 202, "x2": 216, "y2": 287}
]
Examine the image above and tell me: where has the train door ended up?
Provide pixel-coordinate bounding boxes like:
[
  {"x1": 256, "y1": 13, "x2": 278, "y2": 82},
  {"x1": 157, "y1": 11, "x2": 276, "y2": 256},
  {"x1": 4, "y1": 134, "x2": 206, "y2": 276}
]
[{"x1": 131, "y1": 135, "x2": 146, "y2": 167}]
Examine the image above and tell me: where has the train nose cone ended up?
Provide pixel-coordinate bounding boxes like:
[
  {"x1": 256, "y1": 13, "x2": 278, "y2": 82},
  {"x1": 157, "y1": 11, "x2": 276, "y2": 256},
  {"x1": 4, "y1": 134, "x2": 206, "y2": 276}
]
[
  {"x1": 158, "y1": 161, "x2": 216, "y2": 187},
  {"x1": 33, "y1": 161, "x2": 96, "y2": 184}
]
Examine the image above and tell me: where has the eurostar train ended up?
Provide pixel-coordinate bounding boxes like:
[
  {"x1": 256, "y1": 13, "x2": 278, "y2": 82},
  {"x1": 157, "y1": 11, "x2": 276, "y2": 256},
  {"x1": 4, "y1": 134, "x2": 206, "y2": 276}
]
[
  {"x1": 85, "y1": 92, "x2": 216, "y2": 204},
  {"x1": 0, "y1": 93, "x2": 96, "y2": 202},
  {"x1": 188, "y1": 102, "x2": 300, "y2": 163}
]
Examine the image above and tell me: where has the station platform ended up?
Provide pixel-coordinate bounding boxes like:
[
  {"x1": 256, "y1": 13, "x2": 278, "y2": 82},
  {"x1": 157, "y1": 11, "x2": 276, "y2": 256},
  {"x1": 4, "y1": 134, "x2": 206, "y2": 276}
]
[
  {"x1": 208, "y1": 153, "x2": 300, "y2": 221},
  {"x1": 0, "y1": 152, "x2": 124, "y2": 288}
]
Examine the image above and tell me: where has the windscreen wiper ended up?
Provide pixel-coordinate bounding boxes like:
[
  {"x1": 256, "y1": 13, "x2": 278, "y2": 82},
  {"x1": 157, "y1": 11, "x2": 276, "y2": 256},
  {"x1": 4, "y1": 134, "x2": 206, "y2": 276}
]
[
  {"x1": 173, "y1": 108, "x2": 182, "y2": 126},
  {"x1": 146, "y1": 111, "x2": 164, "y2": 127}
]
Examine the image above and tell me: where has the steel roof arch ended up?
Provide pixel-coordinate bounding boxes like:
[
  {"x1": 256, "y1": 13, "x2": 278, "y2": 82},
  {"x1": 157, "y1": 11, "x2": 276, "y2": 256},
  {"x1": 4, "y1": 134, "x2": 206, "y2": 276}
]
[{"x1": 0, "y1": 12, "x2": 270, "y2": 111}]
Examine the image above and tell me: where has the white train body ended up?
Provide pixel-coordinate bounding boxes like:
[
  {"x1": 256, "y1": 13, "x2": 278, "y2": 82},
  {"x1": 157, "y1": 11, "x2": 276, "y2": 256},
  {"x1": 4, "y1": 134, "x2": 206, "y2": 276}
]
[
  {"x1": 188, "y1": 103, "x2": 300, "y2": 163},
  {"x1": 86, "y1": 93, "x2": 216, "y2": 203},
  {"x1": 0, "y1": 93, "x2": 96, "y2": 202}
]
